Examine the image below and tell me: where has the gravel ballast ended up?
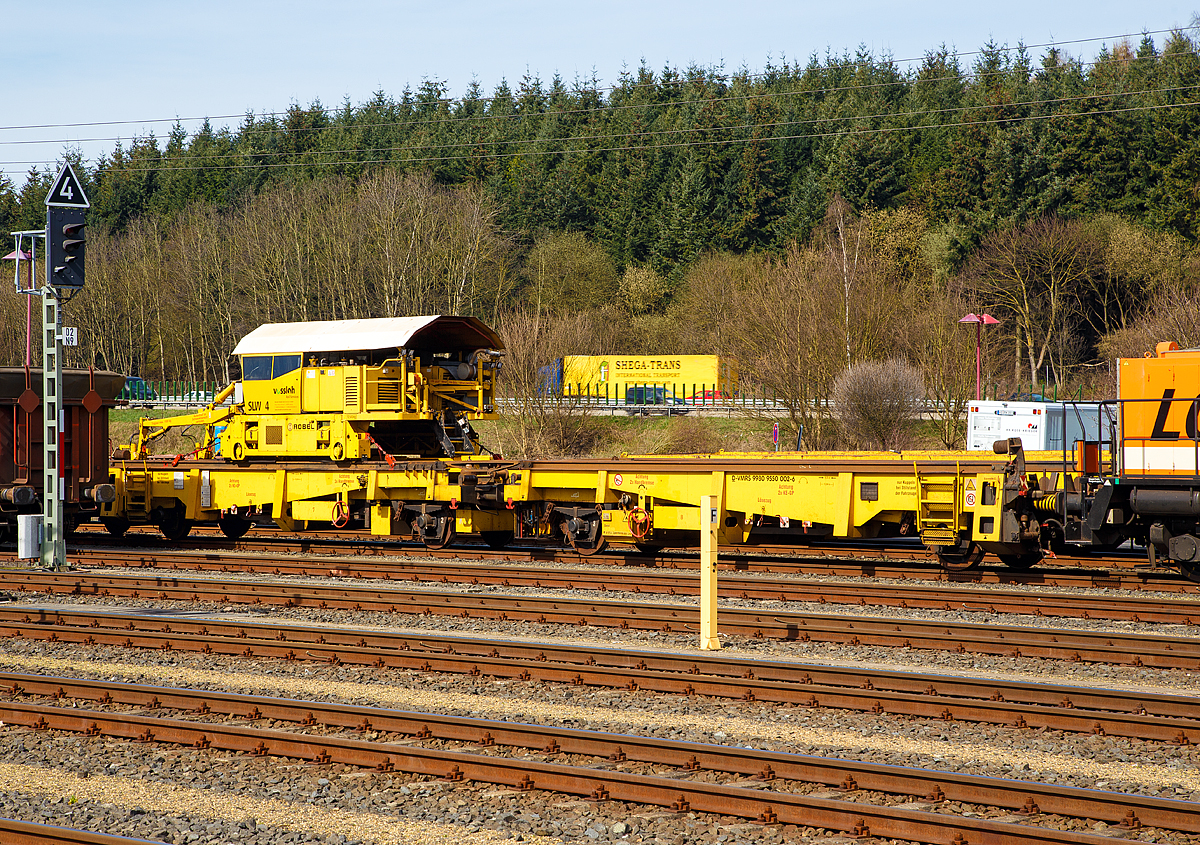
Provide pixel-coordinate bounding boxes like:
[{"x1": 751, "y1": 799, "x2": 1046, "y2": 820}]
[{"x1": 1, "y1": 565, "x2": 1198, "y2": 844}]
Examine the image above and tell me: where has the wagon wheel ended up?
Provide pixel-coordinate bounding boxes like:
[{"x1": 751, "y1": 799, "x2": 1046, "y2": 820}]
[
  {"x1": 569, "y1": 536, "x2": 608, "y2": 557},
  {"x1": 218, "y1": 514, "x2": 253, "y2": 540},
  {"x1": 998, "y1": 552, "x2": 1042, "y2": 570},
  {"x1": 564, "y1": 510, "x2": 606, "y2": 557},
  {"x1": 424, "y1": 525, "x2": 456, "y2": 550},
  {"x1": 480, "y1": 530, "x2": 514, "y2": 550},
  {"x1": 415, "y1": 517, "x2": 456, "y2": 550},
  {"x1": 101, "y1": 517, "x2": 130, "y2": 538},
  {"x1": 933, "y1": 542, "x2": 984, "y2": 571},
  {"x1": 158, "y1": 513, "x2": 193, "y2": 542}
]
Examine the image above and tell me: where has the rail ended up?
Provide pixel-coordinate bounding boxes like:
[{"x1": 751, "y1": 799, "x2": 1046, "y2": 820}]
[
  {"x1": 2, "y1": 609, "x2": 1197, "y2": 741},
  {"x1": 0, "y1": 695, "x2": 1168, "y2": 845},
  {"x1": 6, "y1": 576, "x2": 1200, "y2": 671},
  {"x1": 56, "y1": 545, "x2": 1200, "y2": 623},
  {"x1": 0, "y1": 817, "x2": 164, "y2": 844},
  {"x1": 2, "y1": 672, "x2": 1195, "y2": 840}
]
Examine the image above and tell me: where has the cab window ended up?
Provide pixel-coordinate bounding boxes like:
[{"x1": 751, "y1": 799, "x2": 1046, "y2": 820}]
[
  {"x1": 242, "y1": 356, "x2": 273, "y2": 381},
  {"x1": 273, "y1": 355, "x2": 302, "y2": 378}
]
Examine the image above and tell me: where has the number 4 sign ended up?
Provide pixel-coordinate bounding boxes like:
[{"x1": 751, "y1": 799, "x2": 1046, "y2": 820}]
[{"x1": 45, "y1": 163, "x2": 90, "y2": 208}]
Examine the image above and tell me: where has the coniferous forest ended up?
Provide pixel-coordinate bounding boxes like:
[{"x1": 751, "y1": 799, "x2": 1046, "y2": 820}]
[{"x1": 3, "y1": 33, "x2": 1200, "y2": 447}]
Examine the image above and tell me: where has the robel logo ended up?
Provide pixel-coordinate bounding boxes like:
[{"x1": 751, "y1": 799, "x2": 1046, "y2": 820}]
[{"x1": 288, "y1": 422, "x2": 316, "y2": 431}]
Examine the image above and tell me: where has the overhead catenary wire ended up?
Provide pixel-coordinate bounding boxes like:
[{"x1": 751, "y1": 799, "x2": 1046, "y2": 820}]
[
  {"x1": 0, "y1": 40, "x2": 1192, "y2": 153},
  {"x1": 0, "y1": 25, "x2": 1190, "y2": 163},
  {"x1": 2, "y1": 79, "x2": 1188, "y2": 171},
  {"x1": 37, "y1": 95, "x2": 1200, "y2": 178}
]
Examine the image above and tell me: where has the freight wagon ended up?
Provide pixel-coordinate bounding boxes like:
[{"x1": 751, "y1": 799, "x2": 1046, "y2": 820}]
[
  {"x1": 27, "y1": 314, "x2": 1200, "y2": 581},
  {"x1": 95, "y1": 315, "x2": 1035, "y2": 567},
  {"x1": 0, "y1": 367, "x2": 122, "y2": 540}
]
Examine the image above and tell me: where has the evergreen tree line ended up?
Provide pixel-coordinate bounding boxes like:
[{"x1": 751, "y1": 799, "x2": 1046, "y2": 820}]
[
  {"x1": 0, "y1": 31, "x2": 1198, "y2": 446},
  {"x1": 5, "y1": 33, "x2": 1200, "y2": 259}
]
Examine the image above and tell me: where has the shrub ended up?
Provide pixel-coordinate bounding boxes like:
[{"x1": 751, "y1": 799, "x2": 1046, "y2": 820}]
[
  {"x1": 656, "y1": 416, "x2": 724, "y2": 455},
  {"x1": 832, "y1": 359, "x2": 925, "y2": 450}
]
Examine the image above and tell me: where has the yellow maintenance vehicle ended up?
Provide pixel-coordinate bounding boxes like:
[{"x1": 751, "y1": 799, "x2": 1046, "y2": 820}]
[
  {"x1": 99, "y1": 313, "x2": 1103, "y2": 572},
  {"x1": 109, "y1": 315, "x2": 504, "y2": 539}
]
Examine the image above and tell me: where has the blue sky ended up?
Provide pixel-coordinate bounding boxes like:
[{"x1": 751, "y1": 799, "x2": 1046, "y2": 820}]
[{"x1": 1, "y1": 0, "x2": 1195, "y2": 186}]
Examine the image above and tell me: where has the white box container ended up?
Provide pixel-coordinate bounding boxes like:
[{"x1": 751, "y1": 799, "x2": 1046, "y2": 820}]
[
  {"x1": 17, "y1": 514, "x2": 42, "y2": 559},
  {"x1": 967, "y1": 401, "x2": 1104, "y2": 452}
]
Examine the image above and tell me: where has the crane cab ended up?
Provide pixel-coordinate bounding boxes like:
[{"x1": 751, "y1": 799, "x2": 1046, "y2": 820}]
[{"x1": 222, "y1": 316, "x2": 503, "y2": 461}]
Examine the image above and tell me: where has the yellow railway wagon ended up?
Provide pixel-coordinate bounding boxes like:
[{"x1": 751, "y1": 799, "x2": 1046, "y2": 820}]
[{"x1": 101, "y1": 441, "x2": 1037, "y2": 569}]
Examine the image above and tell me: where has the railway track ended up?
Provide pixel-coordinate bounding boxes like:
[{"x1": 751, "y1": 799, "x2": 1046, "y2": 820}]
[
  {"x1": 4, "y1": 570, "x2": 1200, "y2": 669},
  {"x1": 0, "y1": 671, "x2": 1192, "y2": 845},
  {"x1": 0, "y1": 818, "x2": 162, "y2": 845},
  {"x1": 53, "y1": 547, "x2": 1200, "y2": 625},
  {"x1": 64, "y1": 523, "x2": 1200, "y2": 592},
  {"x1": 6, "y1": 541, "x2": 1198, "y2": 842},
  {"x1": 2, "y1": 605, "x2": 1197, "y2": 743}
]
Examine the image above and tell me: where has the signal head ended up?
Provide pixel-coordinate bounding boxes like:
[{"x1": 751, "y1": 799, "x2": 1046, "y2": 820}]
[{"x1": 47, "y1": 208, "x2": 86, "y2": 288}]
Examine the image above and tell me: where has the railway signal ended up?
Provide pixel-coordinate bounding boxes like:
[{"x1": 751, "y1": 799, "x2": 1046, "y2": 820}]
[
  {"x1": 46, "y1": 209, "x2": 86, "y2": 288},
  {"x1": 45, "y1": 163, "x2": 89, "y2": 290},
  {"x1": 34, "y1": 162, "x2": 92, "y2": 570}
]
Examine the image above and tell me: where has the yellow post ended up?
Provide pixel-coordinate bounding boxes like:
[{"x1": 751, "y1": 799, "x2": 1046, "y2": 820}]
[{"x1": 699, "y1": 494, "x2": 721, "y2": 650}]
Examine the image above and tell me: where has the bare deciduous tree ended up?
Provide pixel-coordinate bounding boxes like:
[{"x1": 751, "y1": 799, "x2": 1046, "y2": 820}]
[
  {"x1": 916, "y1": 297, "x2": 978, "y2": 448},
  {"x1": 60, "y1": 169, "x2": 512, "y2": 383},
  {"x1": 965, "y1": 215, "x2": 1104, "y2": 385},
  {"x1": 493, "y1": 307, "x2": 616, "y2": 458},
  {"x1": 822, "y1": 194, "x2": 864, "y2": 369}
]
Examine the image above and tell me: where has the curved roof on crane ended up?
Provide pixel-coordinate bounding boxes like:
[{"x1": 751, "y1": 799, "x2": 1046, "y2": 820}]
[{"x1": 231, "y1": 316, "x2": 503, "y2": 357}]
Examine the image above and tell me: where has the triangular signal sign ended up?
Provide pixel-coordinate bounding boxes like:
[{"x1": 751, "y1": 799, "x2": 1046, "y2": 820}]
[{"x1": 45, "y1": 163, "x2": 90, "y2": 208}]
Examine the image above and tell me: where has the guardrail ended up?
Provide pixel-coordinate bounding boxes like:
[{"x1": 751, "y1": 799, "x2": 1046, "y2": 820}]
[
  {"x1": 547, "y1": 383, "x2": 795, "y2": 413},
  {"x1": 497, "y1": 397, "x2": 791, "y2": 416},
  {"x1": 119, "y1": 381, "x2": 786, "y2": 412},
  {"x1": 504, "y1": 382, "x2": 797, "y2": 415},
  {"x1": 119, "y1": 381, "x2": 951, "y2": 419},
  {"x1": 116, "y1": 379, "x2": 225, "y2": 410}
]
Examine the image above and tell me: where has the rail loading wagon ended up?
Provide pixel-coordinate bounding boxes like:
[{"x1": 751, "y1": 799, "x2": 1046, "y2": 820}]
[
  {"x1": 95, "y1": 315, "x2": 1200, "y2": 579},
  {"x1": 98, "y1": 316, "x2": 1064, "y2": 567},
  {"x1": 103, "y1": 440, "x2": 1035, "y2": 566}
]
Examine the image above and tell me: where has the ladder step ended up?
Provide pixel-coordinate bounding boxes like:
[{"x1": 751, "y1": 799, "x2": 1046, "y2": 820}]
[{"x1": 920, "y1": 528, "x2": 958, "y2": 544}]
